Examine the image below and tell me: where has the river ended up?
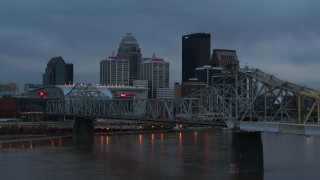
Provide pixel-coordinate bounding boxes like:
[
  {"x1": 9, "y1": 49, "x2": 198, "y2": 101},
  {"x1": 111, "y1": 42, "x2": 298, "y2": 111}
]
[{"x1": 0, "y1": 128, "x2": 319, "y2": 180}]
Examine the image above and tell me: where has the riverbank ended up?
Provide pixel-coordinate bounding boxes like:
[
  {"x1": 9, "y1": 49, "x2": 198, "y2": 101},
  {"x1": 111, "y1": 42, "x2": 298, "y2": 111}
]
[
  {"x1": 0, "y1": 134, "x2": 72, "y2": 144},
  {"x1": 0, "y1": 120, "x2": 223, "y2": 145}
]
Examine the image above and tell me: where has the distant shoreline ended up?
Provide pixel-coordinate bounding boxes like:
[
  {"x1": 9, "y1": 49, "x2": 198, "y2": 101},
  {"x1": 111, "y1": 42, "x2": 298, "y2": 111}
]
[{"x1": 0, "y1": 120, "x2": 226, "y2": 144}]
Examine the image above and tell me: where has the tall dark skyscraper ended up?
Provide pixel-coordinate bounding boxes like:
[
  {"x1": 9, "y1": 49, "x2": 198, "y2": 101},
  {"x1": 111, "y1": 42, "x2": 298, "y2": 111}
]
[
  {"x1": 182, "y1": 33, "x2": 211, "y2": 83},
  {"x1": 42, "y1": 56, "x2": 73, "y2": 85}
]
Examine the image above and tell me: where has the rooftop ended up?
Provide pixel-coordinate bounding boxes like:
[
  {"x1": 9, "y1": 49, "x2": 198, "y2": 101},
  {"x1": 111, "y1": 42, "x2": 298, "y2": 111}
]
[{"x1": 120, "y1": 33, "x2": 138, "y2": 45}]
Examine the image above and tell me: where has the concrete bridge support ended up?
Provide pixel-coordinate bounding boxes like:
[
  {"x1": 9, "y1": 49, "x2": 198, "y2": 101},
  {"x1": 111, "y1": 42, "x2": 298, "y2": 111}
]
[
  {"x1": 230, "y1": 131, "x2": 264, "y2": 174},
  {"x1": 73, "y1": 117, "x2": 94, "y2": 142}
]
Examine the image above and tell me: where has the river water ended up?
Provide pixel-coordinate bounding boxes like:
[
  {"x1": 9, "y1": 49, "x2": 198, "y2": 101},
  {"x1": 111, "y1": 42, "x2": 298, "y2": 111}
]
[{"x1": 0, "y1": 128, "x2": 320, "y2": 180}]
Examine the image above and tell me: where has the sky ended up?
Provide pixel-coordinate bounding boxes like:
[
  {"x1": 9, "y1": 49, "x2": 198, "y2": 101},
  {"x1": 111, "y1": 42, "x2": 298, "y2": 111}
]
[{"x1": 1, "y1": 0, "x2": 320, "y2": 90}]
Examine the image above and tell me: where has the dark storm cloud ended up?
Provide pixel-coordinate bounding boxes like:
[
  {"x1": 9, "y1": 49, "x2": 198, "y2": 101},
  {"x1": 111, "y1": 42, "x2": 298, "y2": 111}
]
[{"x1": 1, "y1": 0, "x2": 320, "y2": 89}]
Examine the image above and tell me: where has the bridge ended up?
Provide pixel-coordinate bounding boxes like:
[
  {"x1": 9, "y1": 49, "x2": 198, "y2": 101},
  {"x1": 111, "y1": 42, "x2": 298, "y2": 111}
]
[
  {"x1": 25, "y1": 66, "x2": 320, "y2": 174},
  {"x1": 44, "y1": 66, "x2": 320, "y2": 135}
]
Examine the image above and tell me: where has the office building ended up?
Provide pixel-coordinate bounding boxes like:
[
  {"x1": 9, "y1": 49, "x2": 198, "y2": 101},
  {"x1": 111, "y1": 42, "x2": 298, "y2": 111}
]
[
  {"x1": 140, "y1": 54, "x2": 169, "y2": 99},
  {"x1": 24, "y1": 84, "x2": 43, "y2": 92},
  {"x1": 132, "y1": 80, "x2": 148, "y2": 89},
  {"x1": 0, "y1": 82, "x2": 19, "y2": 96},
  {"x1": 195, "y1": 65, "x2": 222, "y2": 86},
  {"x1": 43, "y1": 56, "x2": 73, "y2": 85},
  {"x1": 174, "y1": 82, "x2": 181, "y2": 100},
  {"x1": 156, "y1": 88, "x2": 174, "y2": 99},
  {"x1": 117, "y1": 33, "x2": 142, "y2": 83},
  {"x1": 211, "y1": 49, "x2": 239, "y2": 70},
  {"x1": 100, "y1": 52, "x2": 129, "y2": 86},
  {"x1": 182, "y1": 33, "x2": 211, "y2": 83},
  {"x1": 181, "y1": 78, "x2": 206, "y2": 98}
]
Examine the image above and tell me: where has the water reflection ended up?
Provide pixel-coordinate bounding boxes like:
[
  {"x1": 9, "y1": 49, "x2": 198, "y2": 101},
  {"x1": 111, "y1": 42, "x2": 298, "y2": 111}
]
[
  {"x1": 194, "y1": 131, "x2": 197, "y2": 146},
  {"x1": 160, "y1": 133, "x2": 164, "y2": 154},
  {"x1": 0, "y1": 138, "x2": 67, "y2": 150},
  {"x1": 230, "y1": 173, "x2": 264, "y2": 180},
  {"x1": 305, "y1": 136, "x2": 314, "y2": 161},
  {"x1": 1, "y1": 130, "x2": 320, "y2": 180}
]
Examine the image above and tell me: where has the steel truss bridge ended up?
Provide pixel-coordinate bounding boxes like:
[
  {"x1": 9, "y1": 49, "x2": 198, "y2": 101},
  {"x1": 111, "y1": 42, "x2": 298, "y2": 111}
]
[{"x1": 45, "y1": 67, "x2": 320, "y2": 135}]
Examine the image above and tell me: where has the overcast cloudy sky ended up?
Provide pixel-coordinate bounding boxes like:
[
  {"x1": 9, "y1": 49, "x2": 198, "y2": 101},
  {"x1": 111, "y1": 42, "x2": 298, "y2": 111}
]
[{"x1": 1, "y1": 0, "x2": 320, "y2": 89}]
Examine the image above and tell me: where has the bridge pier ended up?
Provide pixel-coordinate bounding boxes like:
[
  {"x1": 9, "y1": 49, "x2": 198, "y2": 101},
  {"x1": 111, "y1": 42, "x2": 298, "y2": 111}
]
[
  {"x1": 73, "y1": 117, "x2": 94, "y2": 142},
  {"x1": 230, "y1": 131, "x2": 264, "y2": 174}
]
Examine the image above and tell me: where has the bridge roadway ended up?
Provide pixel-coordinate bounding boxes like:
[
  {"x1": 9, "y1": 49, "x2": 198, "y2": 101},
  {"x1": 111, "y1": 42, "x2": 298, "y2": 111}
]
[{"x1": 227, "y1": 120, "x2": 320, "y2": 136}]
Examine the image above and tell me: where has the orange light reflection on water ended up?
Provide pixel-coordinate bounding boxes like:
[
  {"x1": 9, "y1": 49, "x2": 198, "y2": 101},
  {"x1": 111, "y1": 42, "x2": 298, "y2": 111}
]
[
  {"x1": 106, "y1": 136, "x2": 109, "y2": 145},
  {"x1": 138, "y1": 134, "x2": 143, "y2": 160},
  {"x1": 151, "y1": 133, "x2": 155, "y2": 156},
  {"x1": 100, "y1": 136, "x2": 104, "y2": 145},
  {"x1": 139, "y1": 134, "x2": 143, "y2": 144},
  {"x1": 194, "y1": 131, "x2": 197, "y2": 146},
  {"x1": 29, "y1": 141, "x2": 33, "y2": 149},
  {"x1": 160, "y1": 133, "x2": 164, "y2": 154},
  {"x1": 179, "y1": 132, "x2": 183, "y2": 147}
]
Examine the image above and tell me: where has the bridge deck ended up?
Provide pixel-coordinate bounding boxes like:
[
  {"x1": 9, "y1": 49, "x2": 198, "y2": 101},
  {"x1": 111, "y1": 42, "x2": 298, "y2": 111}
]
[{"x1": 229, "y1": 121, "x2": 320, "y2": 136}]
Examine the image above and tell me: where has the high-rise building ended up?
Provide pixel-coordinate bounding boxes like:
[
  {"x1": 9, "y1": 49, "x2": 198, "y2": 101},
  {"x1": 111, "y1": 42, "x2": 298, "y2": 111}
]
[
  {"x1": 132, "y1": 80, "x2": 148, "y2": 89},
  {"x1": 140, "y1": 54, "x2": 169, "y2": 99},
  {"x1": 0, "y1": 82, "x2": 19, "y2": 96},
  {"x1": 195, "y1": 65, "x2": 222, "y2": 86},
  {"x1": 211, "y1": 49, "x2": 239, "y2": 70},
  {"x1": 117, "y1": 33, "x2": 142, "y2": 83},
  {"x1": 174, "y1": 82, "x2": 181, "y2": 100},
  {"x1": 156, "y1": 88, "x2": 174, "y2": 99},
  {"x1": 181, "y1": 78, "x2": 206, "y2": 98},
  {"x1": 43, "y1": 56, "x2": 73, "y2": 85},
  {"x1": 182, "y1": 33, "x2": 211, "y2": 83},
  {"x1": 100, "y1": 52, "x2": 129, "y2": 86}
]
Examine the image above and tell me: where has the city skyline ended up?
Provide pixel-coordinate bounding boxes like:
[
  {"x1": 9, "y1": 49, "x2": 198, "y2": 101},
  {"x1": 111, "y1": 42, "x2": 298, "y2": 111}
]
[{"x1": 1, "y1": 1, "x2": 320, "y2": 89}]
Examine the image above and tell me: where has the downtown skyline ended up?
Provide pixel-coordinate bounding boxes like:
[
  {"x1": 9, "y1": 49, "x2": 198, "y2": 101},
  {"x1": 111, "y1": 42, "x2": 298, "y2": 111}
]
[{"x1": 1, "y1": 0, "x2": 320, "y2": 89}]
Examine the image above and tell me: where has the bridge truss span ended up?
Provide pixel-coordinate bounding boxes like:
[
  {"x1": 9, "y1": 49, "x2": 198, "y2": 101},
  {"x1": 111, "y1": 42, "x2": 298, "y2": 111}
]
[
  {"x1": 223, "y1": 67, "x2": 320, "y2": 125},
  {"x1": 45, "y1": 69, "x2": 320, "y2": 127}
]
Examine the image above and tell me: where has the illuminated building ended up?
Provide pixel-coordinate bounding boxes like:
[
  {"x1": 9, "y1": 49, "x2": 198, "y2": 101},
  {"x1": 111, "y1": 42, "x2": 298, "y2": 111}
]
[
  {"x1": 100, "y1": 52, "x2": 129, "y2": 86},
  {"x1": 140, "y1": 54, "x2": 170, "y2": 99}
]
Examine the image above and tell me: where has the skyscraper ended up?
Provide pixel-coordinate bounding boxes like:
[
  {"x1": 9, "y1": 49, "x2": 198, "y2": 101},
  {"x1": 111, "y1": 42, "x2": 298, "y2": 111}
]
[
  {"x1": 100, "y1": 52, "x2": 129, "y2": 86},
  {"x1": 182, "y1": 33, "x2": 211, "y2": 83},
  {"x1": 43, "y1": 56, "x2": 73, "y2": 85},
  {"x1": 140, "y1": 54, "x2": 169, "y2": 99},
  {"x1": 117, "y1": 33, "x2": 142, "y2": 83},
  {"x1": 195, "y1": 65, "x2": 222, "y2": 86},
  {"x1": 211, "y1": 49, "x2": 239, "y2": 70}
]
